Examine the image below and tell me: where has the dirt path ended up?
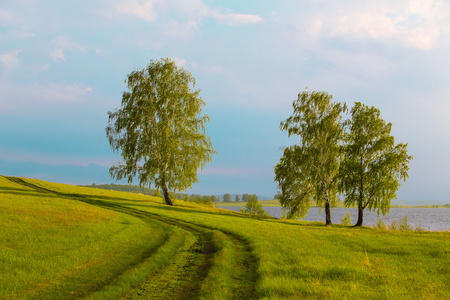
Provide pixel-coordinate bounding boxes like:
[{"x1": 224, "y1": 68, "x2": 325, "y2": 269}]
[{"x1": 7, "y1": 177, "x2": 259, "y2": 299}]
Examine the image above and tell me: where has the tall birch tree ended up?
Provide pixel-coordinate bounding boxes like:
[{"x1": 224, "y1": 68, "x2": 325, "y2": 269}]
[
  {"x1": 106, "y1": 58, "x2": 215, "y2": 206},
  {"x1": 339, "y1": 102, "x2": 412, "y2": 226},
  {"x1": 275, "y1": 90, "x2": 346, "y2": 225}
]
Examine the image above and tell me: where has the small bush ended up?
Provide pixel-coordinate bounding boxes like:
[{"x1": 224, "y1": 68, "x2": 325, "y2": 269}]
[
  {"x1": 241, "y1": 195, "x2": 270, "y2": 217},
  {"x1": 415, "y1": 221, "x2": 426, "y2": 232},
  {"x1": 387, "y1": 216, "x2": 412, "y2": 231},
  {"x1": 398, "y1": 216, "x2": 412, "y2": 231},
  {"x1": 374, "y1": 218, "x2": 388, "y2": 230},
  {"x1": 341, "y1": 210, "x2": 352, "y2": 226},
  {"x1": 389, "y1": 219, "x2": 398, "y2": 231}
]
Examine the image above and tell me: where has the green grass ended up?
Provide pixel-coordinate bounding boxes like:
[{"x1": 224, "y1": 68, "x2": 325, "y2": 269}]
[{"x1": 1, "y1": 176, "x2": 448, "y2": 299}]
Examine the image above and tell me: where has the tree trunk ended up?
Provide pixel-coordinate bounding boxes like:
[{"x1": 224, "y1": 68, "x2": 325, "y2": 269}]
[
  {"x1": 354, "y1": 205, "x2": 364, "y2": 227},
  {"x1": 161, "y1": 181, "x2": 173, "y2": 206},
  {"x1": 322, "y1": 179, "x2": 332, "y2": 226}
]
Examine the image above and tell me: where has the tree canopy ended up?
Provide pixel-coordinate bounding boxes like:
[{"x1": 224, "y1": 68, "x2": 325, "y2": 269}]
[
  {"x1": 339, "y1": 102, "x2": 412, "y2": 226},
  {"x1": 241, "y1": 194, "x2": 269, "y2": 217},
  {"x1": 223, "y1": 193, "x2": 232, "y2": 203},
  {"x1": 106, "y1": 58, "x2": 215, "y2": 205},
  {"x1": 275, "y1": 90, "x2": 346, "y2": 225}
]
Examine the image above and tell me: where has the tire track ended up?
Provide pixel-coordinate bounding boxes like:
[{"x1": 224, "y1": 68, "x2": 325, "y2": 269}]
[{"x1": 7, "y1": 177, "x2": 259, "y2": 299}]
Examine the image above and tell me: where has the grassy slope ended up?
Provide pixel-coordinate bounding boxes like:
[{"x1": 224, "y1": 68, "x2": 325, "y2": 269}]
[{"x1": 1, "y1": 176, "x2": 449, "y2": 299}]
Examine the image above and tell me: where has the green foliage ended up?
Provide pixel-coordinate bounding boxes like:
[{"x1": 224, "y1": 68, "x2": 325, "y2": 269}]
[
  {"x1": 202, "y1": 195, "x2": 213, "y2": 206},
  {"x1": 235, "y1": 194, "x2": 240, "y2": 202},
  {"x1": 223, "y1": 193, "x2": 232, "y2": 203},
  {"x1": 275, "y1": 90, "x2": 346, "y2": 224},
  {"x1": 373, "y1": 218, "x2": 388, "y2": 230},
  {"x1": 242, "y1": 193, "x2": 249, "y2": 202},
  {"x1": 398, "y1": 216, "x2": 413, "y2": 231},
  {"x1": 341, "y1": 210, "x2": 352, "y2": 226},
  {"x1": 106, "y1": 58, "x2": 215, "y2": 205},
  {"x1": 374, "y1": 217, "x2": 414, "y2": 231},
  {"x1": 339, "y1": 102, "x2": 413, "y2": 225},
  {"x1": 211, "y1": 195, "x2": 218, "y2": 203},
  {"x1": 241, "y1": 195, "x2": 270, "y2": 217},
  {"x1": 415, "y1": 221, "x2": 426, "y2": 232}
]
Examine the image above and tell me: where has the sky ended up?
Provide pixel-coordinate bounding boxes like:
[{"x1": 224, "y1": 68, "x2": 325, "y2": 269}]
[{"x1": 1, "y1": 0, "x2": 450, "y2": 204}]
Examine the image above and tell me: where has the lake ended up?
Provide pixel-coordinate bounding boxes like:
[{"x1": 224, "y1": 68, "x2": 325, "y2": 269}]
[{"x1": 218, "y1": 206, "x2": 450, "y2": 231}]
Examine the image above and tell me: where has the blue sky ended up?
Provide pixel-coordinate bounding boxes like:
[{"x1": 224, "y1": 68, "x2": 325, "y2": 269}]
[{"x1": 1, "y1": 0, "x2": 450, "y2": 204}]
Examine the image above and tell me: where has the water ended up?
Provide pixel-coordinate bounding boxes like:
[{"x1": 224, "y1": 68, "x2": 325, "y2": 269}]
[{"x1": 218, "y1": 206, "x2": 450, "y2": 231}]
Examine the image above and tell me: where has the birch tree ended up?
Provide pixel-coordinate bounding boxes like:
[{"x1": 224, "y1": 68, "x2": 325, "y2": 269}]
[
  {"x1": 275, "y1": 90, "x2": 346, "y2": 225},
  {"x1": 339, "y1": 102, "x2": 412, "y2": 226},
  {"x1": 106, "y1": 58, "x2": 215, "y2": 206}
]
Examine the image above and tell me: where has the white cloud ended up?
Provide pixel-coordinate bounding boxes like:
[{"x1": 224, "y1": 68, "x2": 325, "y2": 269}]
[
  {"x1": 171, "y1": 57, "x2": 187, "y2": 68},
  {"x1": 0, "y1": 49, "x2": 21, "y2": 72},
  {"x1": 161, "y1": 20, "x2": 199, "y2": 39},
  {"x1": 0, "y1": 8, "x2": 22, "y2": 26},
  {"x1": 215, "y1": 13, "x2": 263, "y2": 26},
  {"x1": 112, "y1": 0, "x2": 262, "y2": 27},
  {"x1": 312, "y1": 0, "x2": 450, "y2": 50},
  {"x1": 37, "y1": 83, "x2": 93, "y2": 103},
  {"x1": 115, "y1": 0, "x2": 160, "y2": 22},
  {"x1": 49, "y1": 35, "x2": 88, "y2": 62}
]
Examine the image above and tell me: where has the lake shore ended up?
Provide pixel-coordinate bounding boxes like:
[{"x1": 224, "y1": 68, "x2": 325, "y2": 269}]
[{"x1": 216, "y1": 200, "x2": 450, "y2": 208}]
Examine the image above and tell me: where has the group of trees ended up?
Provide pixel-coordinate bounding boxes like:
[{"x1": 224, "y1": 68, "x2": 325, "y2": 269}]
[
  {"x1": 222, "y1": 193, "x2": 258, "y2": 203},
  {"x1": 274, "y1": 90, "x2": 412, "y2": 226},
  {"x1": 106, "y1": 58, "x2": 412, "y2": 227}
]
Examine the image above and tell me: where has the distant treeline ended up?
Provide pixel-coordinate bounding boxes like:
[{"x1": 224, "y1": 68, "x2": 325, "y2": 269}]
[
  {"x1": 79, "y1": 183, "x2": 262, "y2": 204},
  {"x1": 392, "y1": 204, "x2": 450, "y2": 208}
]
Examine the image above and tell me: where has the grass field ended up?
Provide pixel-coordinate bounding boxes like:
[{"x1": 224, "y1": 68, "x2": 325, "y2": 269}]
[{"x1": 1, "y1": 175, "x2": 448, "y2": 299}]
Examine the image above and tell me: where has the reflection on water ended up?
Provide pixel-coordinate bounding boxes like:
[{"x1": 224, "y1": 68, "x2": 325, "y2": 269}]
[{"x1": 218, "y1": 206, "x2": 450, "y2": 231}]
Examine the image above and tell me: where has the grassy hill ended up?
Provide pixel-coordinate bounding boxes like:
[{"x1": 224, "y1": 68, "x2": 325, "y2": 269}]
[{"x1": 1, "y1": 175, "x2": 448, "y2": 299}]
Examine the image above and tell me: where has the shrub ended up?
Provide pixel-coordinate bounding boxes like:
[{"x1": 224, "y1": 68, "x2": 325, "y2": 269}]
[
  {"x1": 374, "y1": 218, "x2": 388, "y2": 230},
  {"x1": 415, "y1": 221, "x2": 426, "y2": 232},
  {"x1": 398, "y1": 216, "x2": 412, "y2": 231},
  {"x1": 241, "y1": 195, "x2": 270, "y2": 217},
  {"x1": 388, "y1": 216, "x2": 412, "y2": 231},
  {"x1": 341, "y1": 210, "x2": 352, "y2": 226}
]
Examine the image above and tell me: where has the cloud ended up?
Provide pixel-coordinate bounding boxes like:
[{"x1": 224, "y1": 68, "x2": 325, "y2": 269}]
[
  {"x1": 310, "y1": 1, "x2": 450, "y2": 50},
  {"x1": 37, "y1": 83, "x2": 93, "y2": 103},
  {"x1": 215, "y1": 13, "x2": 263, "y2": 26},
  {"x1": 0, "y1": 81, "x2": 93, "y2": 112},
  {"x1": 111, "y1": 0, "x2": 262, "y2": 27},
  {"x1": 161, "y1": 20, "x2": 199, "y2": 39},
  {"x1": 171, "y1": 57, "x2": 187, "y2": 68},
  {"x1": 49, "y1": 35, "x2": 88, "y2": 62},
  {"x1": 115, "y1": 0, "x2": 160, "y2": 22},
  {"x1": 0, "y1": 8, "x2": 22, "y2": 26},
  {"x1": 0, "y1": 49, "x2": 21, "y2": 73}
]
